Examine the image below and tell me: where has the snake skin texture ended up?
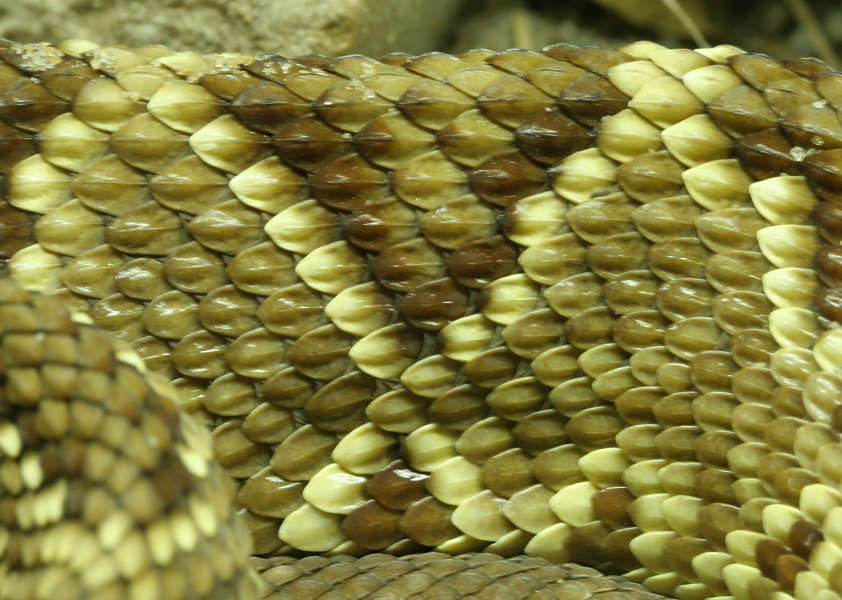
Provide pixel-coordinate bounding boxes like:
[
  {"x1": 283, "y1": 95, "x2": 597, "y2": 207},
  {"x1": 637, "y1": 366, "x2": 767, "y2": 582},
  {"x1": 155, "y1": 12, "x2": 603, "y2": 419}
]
[{"x1": 3, "y1": 37, "x2": 842, "y2": 600}]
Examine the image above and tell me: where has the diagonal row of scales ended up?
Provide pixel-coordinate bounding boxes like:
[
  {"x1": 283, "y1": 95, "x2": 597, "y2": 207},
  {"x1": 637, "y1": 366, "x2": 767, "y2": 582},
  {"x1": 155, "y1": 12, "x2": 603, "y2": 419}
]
[{"x1": 4, "y1": 37, "x2": 842, "y2": 600}]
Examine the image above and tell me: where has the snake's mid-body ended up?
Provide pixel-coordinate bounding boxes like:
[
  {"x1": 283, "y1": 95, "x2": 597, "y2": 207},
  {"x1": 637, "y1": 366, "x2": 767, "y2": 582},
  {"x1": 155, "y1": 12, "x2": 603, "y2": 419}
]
[{"x1": 2, "y1": 38, "x2": 842, "y2": 600}]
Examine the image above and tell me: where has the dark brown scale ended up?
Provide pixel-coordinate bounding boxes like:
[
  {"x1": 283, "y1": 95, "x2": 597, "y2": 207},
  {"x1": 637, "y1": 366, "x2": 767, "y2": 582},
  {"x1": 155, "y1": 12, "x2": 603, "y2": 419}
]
[
  {"x1": 819, "y1": 286, "x2": 842, "y2": 324},
  {"x1": 303, "y1": 371, "x2": 375, "y2": 432},
  {"x1": 0, "y1": 201, "x2": 33, "y2": 258},
  {"x1": 788, "y1": 520, "x2": 823, "y2": 560},
  {"x1": 243, "y1": 55, "x2": 312, "y2": 82},
  {"x1": 601, "y1": 527, "x2": 643, "y2": 573},
  {"x1": 730, "y1": 53, "x2": 800, "y2": 88},
  {"x1": 804, "y1": 149, "x2": 842, "y2": 204},
  {"x1": 0, "y1": 77, "x2": 67, "y2": 131},
  {"x1": 372, "y1": 238, "x2": 442, "y2": 292},
  {"x1": 734, "y1": 128, "x2": 799, "y2": 180},
  {"x1": 756, "y1": 538, "x2": 790, "y2": 581},
  {"x1": 399, "y1": 496, "x2": 460, "y2": 546},
  {"x1": 447, "y1": 236, "x2": 518, "y2": 289},
  {"x1": 557, "y1": 73, "x2": 628, "y2": 129},
  {"x1": 783, "y1": 56, "x2": 831, "y2": 79},
  {"x1": 468, "y1": 149, "x2": 547, "y2": 207},
  {"x1": 707, "y1": 85, "x2": 778, "y2": 136},
  {"x1": 762, "y1": 76, "x2": 821, "y2": 119},
  {"x1": 200, "y1": 70, "x2": 257, "y2": 100},
  {"x1": 592, "y1": 487, "x2": 634, "y2": 530},
  {"x1": 38, "y1": 57, "x2": 97, "y2": 100},
  {"x1": 272, "y1": 114, "x2": 353, "y2": 172},
  {"x1": 565, "y1": 48, "x2": 634, "y2": 77},
  {"x1": 776, "y1": 554, "x2": 810, "y2": 592},
  {"x1": 781, "y1": 101, "x2": 842, "y2": 149},
  {"x1": 617, "y1": 151, "x2": 685, "y2": 203},
  {"x1": 311, "y1": 153, "x2": 390, "y2": 211},
  {"x1": 366, "y1": 461, "x2": 429, "y2": 511},
  {"x1": 565, "y1": 522, "x2": 613, "y2": 570},
  {"x1": 815, "y1": 200, "x2": 842, "y2": 250},
  {"x1": 815, "y1": 243, "x2": 842, "y2": 287},
  {"x1": 696, "y1": 468, "x2": 737, "y2": 504},
  {"x1": 697, "y1": 502, "x2": 740, "y2": 549},
  {"x1": 540, "y1": 42, "x2": 579, "y2": 62},
  {"x1": 664, "y1": 537, "x2": 711, "y2": 582},
  {"x1": 0, "y1": 121, "x2": 34, "y2": 172},
  {"x1": 342, "y1": 500, "x2": 403, "y2": 550},
  {"x1": 399, "y1": 277, "x2": 468, "y2": 330},
  {"x1": 774, "y1": 468, "x2": 819, "y2": 506},
  {"x1": 231, "y1": 80, "x2": 310, "y2": 134},
  {"x1": 514, "y1": 108, "x2": 592, "y2": 165},
  {"x1": 344, "y1": 201, "x2": 417, "y2": 252}
]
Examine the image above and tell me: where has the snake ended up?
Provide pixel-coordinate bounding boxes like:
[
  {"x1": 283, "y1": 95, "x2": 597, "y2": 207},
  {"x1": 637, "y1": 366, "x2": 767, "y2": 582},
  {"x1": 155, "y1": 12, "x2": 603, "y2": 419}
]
[{"x1": 2, "y1": 36, "x2": 842, "y2": 600}]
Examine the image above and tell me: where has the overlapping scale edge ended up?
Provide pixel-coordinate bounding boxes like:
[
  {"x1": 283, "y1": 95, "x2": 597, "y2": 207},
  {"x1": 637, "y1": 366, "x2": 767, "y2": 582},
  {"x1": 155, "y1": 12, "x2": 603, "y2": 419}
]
[
  {"x1": 4, "y1": 37, "x2": 842, "y2": 600},
  {"x1": 0, "y1": 277, "x2": 261, "y2": 599}
]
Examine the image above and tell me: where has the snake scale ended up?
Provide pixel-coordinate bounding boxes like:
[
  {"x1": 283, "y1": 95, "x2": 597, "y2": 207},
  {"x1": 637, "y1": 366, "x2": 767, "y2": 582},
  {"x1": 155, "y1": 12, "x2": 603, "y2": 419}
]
[{"x1": 2, "y1": 36, "x2": 842, "y2": 600}]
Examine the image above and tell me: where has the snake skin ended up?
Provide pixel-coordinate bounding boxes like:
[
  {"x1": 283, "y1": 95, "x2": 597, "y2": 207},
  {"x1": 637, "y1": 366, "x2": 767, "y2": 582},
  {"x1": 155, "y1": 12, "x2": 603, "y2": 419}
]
[{"x1": 3, "y1": 38, "x2": 842, "y2": 600}]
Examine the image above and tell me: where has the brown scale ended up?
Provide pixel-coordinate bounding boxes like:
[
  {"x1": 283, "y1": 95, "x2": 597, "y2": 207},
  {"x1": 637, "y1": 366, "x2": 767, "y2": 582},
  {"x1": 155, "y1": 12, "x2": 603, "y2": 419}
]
[
  {"x1": 617, "y1": 151, "x2": 685, "y2": 203},
  {"x1": 150, "y1": 155, "x2": 231, "y2": 215},
  {"x1": 567, "y1": 194, "x2": 635, "y2": 242},
  {"x1": 421, "y1": 196, "x2": 496, "y2": 250},
  {"x1": 9, "y1": 39, "x2": 842, "y2": 600}
]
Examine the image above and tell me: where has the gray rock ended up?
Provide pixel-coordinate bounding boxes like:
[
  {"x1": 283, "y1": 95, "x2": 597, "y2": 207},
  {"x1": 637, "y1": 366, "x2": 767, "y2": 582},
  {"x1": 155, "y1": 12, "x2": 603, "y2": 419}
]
[{"x1": 0, "y1": 0, "x2": 465, "y2": 57}]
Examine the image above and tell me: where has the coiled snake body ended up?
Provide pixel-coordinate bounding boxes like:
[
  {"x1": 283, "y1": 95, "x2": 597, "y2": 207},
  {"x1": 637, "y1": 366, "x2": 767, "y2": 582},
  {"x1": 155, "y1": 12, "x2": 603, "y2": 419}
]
[{"x1": 1, "y1": 38, "x2": 842, "y2": 600}]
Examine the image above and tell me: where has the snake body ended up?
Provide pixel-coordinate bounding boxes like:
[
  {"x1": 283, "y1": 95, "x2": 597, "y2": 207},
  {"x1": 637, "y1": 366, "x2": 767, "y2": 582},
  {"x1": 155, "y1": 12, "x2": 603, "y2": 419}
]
[{"x1": 2, "y1": 38, "x2": 842, "y2": 600}]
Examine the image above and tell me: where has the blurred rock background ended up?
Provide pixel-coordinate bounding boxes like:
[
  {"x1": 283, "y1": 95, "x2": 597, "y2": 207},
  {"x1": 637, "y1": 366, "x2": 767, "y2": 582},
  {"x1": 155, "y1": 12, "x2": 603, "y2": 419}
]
[{"x1": 0, "y1": 0, "x2": 840, "y2": 67}]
